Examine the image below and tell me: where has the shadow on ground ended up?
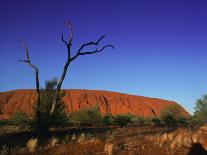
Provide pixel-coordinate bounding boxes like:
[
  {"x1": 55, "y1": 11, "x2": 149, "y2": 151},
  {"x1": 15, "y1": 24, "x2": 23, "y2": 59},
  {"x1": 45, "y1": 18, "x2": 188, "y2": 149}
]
[{"x1": 187, "y1": 143, "x2": 207, "y2": 155}]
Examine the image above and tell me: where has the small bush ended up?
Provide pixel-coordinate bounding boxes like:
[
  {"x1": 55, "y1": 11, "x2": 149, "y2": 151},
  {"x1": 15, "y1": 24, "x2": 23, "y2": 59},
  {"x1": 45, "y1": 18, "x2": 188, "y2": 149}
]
[
  {"x1": 151, "y1": 117, "x2": 162, "y2": 127},
  {"x1": 69, "y1": 106, "x2": 102, "y2": 126},
  {"x1": 160, "y1": 105, "x2": 187, "y2": 128},
  {"x1": 193, "y1": 95, "x2": 207, "y2": 125},
  {"x1": 177, "y1": 117, "x2": 189, "y2": 127},
  {"x1": 10, "y1": 112, "x2": 30, "y2": 126},
  {"x1": 102, "y1": 112, "x2": 114, "y2": 126},
  {"x1": 131, "y1": 116, "x2": 146, "y2": 125},
  {"x1": 33, "y1": 78, "x2": 68, "y2": 132},
  {"x1": 160, "y1": 112, "x2": 177, "y2": 128},
  {"x1": 113, "y1": 114, "x2": 132, "y2": 126},
  {"x1": 188, "y1": 115, "x2": 203, "y2": 126},
  {"x1": 0, "y1": 120, "x2": 9, "y2": 126}
]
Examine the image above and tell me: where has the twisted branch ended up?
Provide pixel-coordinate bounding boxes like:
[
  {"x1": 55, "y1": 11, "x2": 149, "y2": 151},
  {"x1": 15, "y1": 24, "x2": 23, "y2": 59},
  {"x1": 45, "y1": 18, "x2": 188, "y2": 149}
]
[
  {"x1": 18, "y1": 41, "x2": 38, "y2": 71},
  {"x1": 70, "y1": 35, "x2": 114, "y2": 61}
]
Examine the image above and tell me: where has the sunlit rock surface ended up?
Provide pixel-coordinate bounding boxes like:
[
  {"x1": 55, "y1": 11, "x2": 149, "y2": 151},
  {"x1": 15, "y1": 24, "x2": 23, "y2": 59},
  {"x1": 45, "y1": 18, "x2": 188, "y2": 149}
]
[{"x1": 0, "y1": 89, "x2": 189, "y2": 119}]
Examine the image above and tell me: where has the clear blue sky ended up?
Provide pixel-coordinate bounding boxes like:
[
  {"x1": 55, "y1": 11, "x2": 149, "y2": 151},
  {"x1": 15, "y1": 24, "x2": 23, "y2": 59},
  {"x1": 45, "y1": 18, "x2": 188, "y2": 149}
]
[{"x1": 0, "y1": 0, "x2": 207, "y2": 114}]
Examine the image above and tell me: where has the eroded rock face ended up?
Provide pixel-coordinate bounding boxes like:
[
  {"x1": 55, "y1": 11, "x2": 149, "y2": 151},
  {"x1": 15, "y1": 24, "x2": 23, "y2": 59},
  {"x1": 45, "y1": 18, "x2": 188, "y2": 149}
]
[{"x1": 0, "y1": 89, "x2": 189, "y2": 119}]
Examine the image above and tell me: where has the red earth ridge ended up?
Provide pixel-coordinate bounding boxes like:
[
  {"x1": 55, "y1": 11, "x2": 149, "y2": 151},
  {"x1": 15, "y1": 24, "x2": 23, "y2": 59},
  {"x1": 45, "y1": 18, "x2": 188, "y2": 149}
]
[{"x1": 0, "y1": 89, "x2": 189, "y2": 119}]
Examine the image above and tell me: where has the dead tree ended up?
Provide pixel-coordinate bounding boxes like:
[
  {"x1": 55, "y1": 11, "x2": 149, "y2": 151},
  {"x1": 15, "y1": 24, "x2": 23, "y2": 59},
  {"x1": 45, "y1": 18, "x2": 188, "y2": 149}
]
[
  {"x1": 50, "y1": 21, "x2": 114, "y2": 115},
  {"x1": 18, "y1": 41, "x2": 41, "y2": 135}
]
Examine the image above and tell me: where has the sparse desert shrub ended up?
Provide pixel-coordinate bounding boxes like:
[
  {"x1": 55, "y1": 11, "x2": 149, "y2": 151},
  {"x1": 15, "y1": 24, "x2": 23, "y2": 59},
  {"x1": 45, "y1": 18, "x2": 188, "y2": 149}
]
[
  {"x1": 33, "y1": 78, "x2": 68, "y2": 132},
  {"x1": 131, "y1": 116, "x2": 146, "y2": 125},
  {"x1": 188, "y1": 115, "x2": 202, "y2": 126},
  {"x1": 10, "y1": 112, "x2": 30, "y2": 126},
  {"x1": 113, "y1": 114, "x2": 132, "y2": 126},
  {"x1": 102, "y1": 112, "x2": 114, "y2": 126},
  {"x1": 160, "y1": 111, "x2": 177, "y2": 128},
  {"x1": 177, "y1": 117, "x2": 189, "y2": 127},
  {"x1": 151, "y1": 117, "x2": 162, "y2": 127},
  {"x1": 69, "y1": 106, "x2": 102, "y2": 126},
  {"x1": 162, "y1": 105, "x2": 184, "y2": 118},
  {"x1": 193, "y1": 95, "x2": 207, "y2": 125},
  {"x1": 0, "y1": 119, "x2": 9, "y2": 126},
  {"x1": 160, "y1": 105, "x2": 187, "y2": 128}
]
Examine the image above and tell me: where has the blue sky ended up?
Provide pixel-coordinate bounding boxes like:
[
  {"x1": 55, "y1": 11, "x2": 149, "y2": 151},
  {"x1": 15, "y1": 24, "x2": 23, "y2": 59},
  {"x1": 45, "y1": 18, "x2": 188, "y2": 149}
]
[{"x1": 0, "y1": 0, "x2": 207, "y2": 114}]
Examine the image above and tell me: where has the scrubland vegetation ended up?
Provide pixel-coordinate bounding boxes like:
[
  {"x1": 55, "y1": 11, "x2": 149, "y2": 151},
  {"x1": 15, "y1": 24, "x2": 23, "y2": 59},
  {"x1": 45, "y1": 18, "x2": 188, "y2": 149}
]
[
  {"x1": 0, "y1": 90, "x2": 207, "y2": 155},
  {"x1": 1, "y1": 93, "x2": 206, "y2": 129}
]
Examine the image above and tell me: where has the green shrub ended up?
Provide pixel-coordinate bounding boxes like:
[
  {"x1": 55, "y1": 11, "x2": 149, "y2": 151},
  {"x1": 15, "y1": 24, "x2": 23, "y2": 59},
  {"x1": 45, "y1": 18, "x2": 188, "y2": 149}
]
[
  {"x1": 69, "y1": 106, "x2": 102, "y2": 126},
  {"x1": 151, "y1": 117, "x2": 162, "y2": 127},
  {"x1": 163, "y1": 105, "x2": 184, "y2": 118},
  {"x1": 193, "y1": 95, "x2": 207, "y2": 125},
  {"x1": 33, "y1": 78, "x2": 68, "y2": 132},
  {"x1": 102, "y1": 112, "x2": 114, "y2": 126},
  {"x1": 188, "y1": 115, "x2": 203, "y2": 126},
  {"x1": 10, "y1": 112, "x2": 30, "y2": 126},
  {"x1": 160, "y1": 105, "x2": 187, "y2": 128},
  {"x1": 177, "y1": 117, "x2": 189, "y2": 127},
  {"x1": 131, "y1": 116, "x2": 146, "y2": 125},
  {"x1": 160, "y1": 112, "x2": 177, "y2": 127},
  {"x1": 0, "y1": 120, "x2": 9, "y2": 126},
  {"x1": 113, "y1": 114, "x2": 132, "y2": 126}
]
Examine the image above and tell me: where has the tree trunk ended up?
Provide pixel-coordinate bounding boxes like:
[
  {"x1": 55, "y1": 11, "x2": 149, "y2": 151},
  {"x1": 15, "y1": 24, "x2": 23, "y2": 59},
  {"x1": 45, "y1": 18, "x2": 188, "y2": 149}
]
[{"x1": 35, "y1": 69, "x2": 41, "y2": 136}]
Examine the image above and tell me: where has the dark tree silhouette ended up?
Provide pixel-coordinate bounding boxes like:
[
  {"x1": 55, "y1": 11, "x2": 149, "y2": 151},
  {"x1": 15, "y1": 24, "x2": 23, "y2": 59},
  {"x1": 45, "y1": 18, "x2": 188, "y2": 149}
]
[
  {"x1": 18, "y1": 41, "x2": 41, "y2": 135},
  {"x1": 18, "y1": 21, "x2": 114, "y2": 134},
  {"x1": 50, "y1": 21, "x2": 114, "y2": 115}
]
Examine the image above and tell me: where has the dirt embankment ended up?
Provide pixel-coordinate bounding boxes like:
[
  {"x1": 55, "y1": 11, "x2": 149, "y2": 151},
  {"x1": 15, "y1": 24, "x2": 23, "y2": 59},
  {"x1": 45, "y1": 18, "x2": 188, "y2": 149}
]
[
  {"x1": 30, "y1": 125, "x2": 207, "y2": 155},
  {"x1": 0, "y1": 89, "x2": 189, "y2": 119},
  {"x1": 1, "y1": 125, "x2": 207, "y2": 155}
]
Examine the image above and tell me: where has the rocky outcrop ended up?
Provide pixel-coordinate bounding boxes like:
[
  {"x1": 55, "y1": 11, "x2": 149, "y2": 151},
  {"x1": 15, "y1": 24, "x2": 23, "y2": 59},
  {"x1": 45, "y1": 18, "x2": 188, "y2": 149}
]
[{"x1": 0, "y1": 89, "x2": 189, "y2": 119}]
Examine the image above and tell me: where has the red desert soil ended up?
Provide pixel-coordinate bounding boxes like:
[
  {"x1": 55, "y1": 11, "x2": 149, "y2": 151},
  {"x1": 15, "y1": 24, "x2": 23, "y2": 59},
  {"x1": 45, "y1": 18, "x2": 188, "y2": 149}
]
[{"x1": 0, "y1": 89, "x2": 189, "y2": 119}]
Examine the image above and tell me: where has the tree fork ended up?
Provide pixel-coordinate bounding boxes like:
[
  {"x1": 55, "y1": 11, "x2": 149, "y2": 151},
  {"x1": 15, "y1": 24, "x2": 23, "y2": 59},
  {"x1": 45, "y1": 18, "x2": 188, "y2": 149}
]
[{"x1": 50, "y1": 21, "x2": 114, "y2": 115}]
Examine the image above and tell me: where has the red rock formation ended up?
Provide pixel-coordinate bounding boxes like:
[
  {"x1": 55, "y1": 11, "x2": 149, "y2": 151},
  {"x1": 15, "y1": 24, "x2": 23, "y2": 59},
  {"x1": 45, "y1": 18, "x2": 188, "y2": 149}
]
[{"x1": 0, "y1": 89, "x2": 189, "y2": 119}]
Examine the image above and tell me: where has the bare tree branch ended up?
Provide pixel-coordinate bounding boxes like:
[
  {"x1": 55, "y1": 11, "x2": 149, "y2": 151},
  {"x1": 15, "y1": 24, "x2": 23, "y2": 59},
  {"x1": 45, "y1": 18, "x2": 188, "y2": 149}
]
[
  {"x1": 18, "y1": 41, "x2": 31, "y2": 62},
  {"x1": 70, "y1": 35, "x2": 114, "y2": 62},
  {"x1": 50, "y1": 21, "x2": 73, "y2": 115},
  {"x1": 66, "y1": 21, "x2": 73, "y2": 44},
  {"x1": 50, "y1": 21, "x2": 114, "y2": 115},
  {"x1": 19, "y1": 59, "x2": 29, "y2": 63},
  {"x1": 61, "y1": 33, "x2": 68, "y2": 47},
  {"x1": 79, "y1": 45, "x2": 115, "y2": 55},
  {"x1": 77, "y1": 35, "x2": 105, "y2": 53},
  {"x1": 61, "y1": 21, "x2": 73, "y2": 58},
  {"x1": 18, "y1": 41, "x2": 38, "y2": 71},
  {"x1": 18, "y1": 41, "x2": 41, "y2": 135}
]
